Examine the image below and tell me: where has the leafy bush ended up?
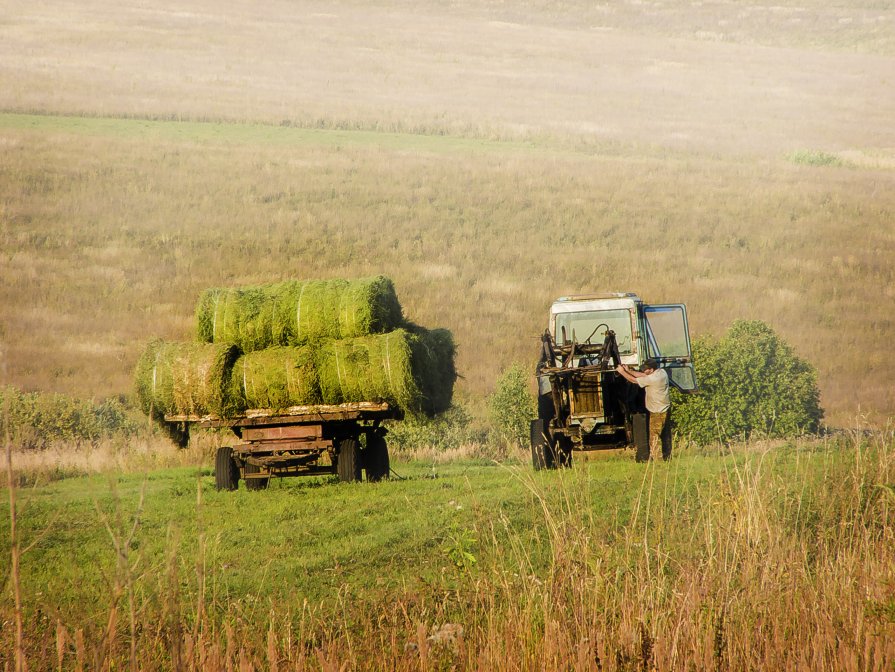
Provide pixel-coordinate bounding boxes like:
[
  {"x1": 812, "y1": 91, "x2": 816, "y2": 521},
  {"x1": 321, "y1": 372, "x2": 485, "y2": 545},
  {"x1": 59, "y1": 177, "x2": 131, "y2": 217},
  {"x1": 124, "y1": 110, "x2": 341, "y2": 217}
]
[
  {"x1": 673, "y1": 321, "x2": 823, "y2": 445},
  {"x1": 0, "y1": 386, "x2": 139, "y2": 449},
  {"x1": 488, "y1": 364, "x2": 535, "y2": 449},
  {"x1": 386, "y1": 403, "x2": 486, "y2": 454}
]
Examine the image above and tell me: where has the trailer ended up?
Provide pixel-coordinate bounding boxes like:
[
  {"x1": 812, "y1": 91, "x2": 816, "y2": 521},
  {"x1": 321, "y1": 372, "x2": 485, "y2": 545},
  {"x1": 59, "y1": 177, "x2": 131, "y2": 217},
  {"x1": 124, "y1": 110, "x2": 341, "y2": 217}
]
[{"x1": 165, "y1": 401, "x2": 400, "y2": 490}]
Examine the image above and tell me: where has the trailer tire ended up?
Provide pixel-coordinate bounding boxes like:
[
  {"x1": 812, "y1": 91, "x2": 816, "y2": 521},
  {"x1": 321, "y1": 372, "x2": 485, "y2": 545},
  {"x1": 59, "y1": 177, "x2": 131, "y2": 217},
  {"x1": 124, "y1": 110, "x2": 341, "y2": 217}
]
[
  {"x1": 555, "y1": 435, "x2": 573, "y2": 468},
  {"x1": 244, "y1": 462, "x2": 270, "y2": 491},
  {"x1": 215, "y1": 447, "x2": 239, "y2": 491},
  {"x1": 633, "y1": 413, "x2": 650, "y2": 463},
  {"x1": 530, "y1": 419, "x2": 556, "y2": 471},
  {"x1": 337, "y1": 437, "x2": 363, "y2": 482},
  {"x1": 364, "y1": 434, "x2": 390, "y2": 482}
]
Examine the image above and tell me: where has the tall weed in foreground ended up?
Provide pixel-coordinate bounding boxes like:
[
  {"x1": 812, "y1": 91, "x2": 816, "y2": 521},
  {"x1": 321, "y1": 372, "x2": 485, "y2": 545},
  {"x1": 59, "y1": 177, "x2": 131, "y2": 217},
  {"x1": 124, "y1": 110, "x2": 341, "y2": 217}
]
[{"x1": 2, "y1": 432, "x2": 894, "y2": 670}]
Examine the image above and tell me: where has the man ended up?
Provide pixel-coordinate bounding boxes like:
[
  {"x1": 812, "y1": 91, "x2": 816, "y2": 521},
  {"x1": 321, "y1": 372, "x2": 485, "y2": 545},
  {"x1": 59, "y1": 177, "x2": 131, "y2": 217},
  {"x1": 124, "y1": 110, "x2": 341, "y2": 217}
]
[{"x1": 616, "y1": 358, "x2": 671, "y2": 461}]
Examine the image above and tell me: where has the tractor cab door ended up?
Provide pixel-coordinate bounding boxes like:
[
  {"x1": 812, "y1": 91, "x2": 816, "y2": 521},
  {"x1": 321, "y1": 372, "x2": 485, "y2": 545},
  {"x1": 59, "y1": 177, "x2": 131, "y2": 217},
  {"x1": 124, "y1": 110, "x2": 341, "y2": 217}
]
[{"x1": 643, "y1": 304, "x2": 698, "y2": 393}]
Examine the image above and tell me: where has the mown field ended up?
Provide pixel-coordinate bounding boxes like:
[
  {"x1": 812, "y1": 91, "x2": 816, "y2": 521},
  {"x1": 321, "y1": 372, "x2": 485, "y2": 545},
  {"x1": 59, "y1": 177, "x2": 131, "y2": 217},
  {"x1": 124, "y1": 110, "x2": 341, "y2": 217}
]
[{"x1": 2, "y1": 432, "x2": 894, "y2": 670}]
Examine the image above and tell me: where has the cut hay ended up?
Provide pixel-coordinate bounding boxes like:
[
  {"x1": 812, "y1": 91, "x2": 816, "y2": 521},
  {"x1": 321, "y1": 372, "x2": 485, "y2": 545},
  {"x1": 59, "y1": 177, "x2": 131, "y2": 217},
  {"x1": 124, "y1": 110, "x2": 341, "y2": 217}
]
[
  {"x1": 134, "y1": 340, "x2": 241, "y2": 418},
  {"x1": 409, "y1": 327, "x2": 457, "y2": 415},
  {"x1": 230, "y1": 347, "x2": 321, "y2": 411},
  {"x1": 223, "y1": 329, "x2": 457, "y2": 416},
  {"x1": 196, "y1": 276, "x2": 403, "y2": 351},
  {"x1": 316, "y1": 330, "x2": 420, "y2": 411}
]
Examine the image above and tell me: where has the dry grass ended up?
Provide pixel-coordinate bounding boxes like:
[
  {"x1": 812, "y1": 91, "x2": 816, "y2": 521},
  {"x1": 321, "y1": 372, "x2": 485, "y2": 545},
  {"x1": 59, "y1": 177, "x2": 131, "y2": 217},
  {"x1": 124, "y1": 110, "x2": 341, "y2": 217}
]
[{"x1": 1, "y1": 116, "x2": 893, "y2": 425}]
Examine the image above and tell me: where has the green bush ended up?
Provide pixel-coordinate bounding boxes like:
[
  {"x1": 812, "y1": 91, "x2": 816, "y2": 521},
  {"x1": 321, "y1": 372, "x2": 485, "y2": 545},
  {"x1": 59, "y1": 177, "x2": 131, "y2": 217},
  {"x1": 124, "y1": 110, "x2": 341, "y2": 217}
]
[
  {"x1": 0, "y1": 386, "x2": 138, "y2": 449},
  {"x1": 386, "y1": 403, "x2": 486, "y2": 454},
  {"x1": 673, "y1": 320, "x2": 823, "y2": 445},
  {"x1": 488, "y1": 364, "x2": 535, "y2": 449}
]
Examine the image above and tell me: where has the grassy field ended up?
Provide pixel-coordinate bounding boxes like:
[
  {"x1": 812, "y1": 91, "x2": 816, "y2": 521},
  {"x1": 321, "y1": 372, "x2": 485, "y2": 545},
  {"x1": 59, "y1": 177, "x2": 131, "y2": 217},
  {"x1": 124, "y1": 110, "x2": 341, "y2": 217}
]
[
  {"x1": 1, "y1": 2, "x2": 894, "y2": 668},
  {"x1": 2, "y1": 432, "x2": 894, "y2": 669}
]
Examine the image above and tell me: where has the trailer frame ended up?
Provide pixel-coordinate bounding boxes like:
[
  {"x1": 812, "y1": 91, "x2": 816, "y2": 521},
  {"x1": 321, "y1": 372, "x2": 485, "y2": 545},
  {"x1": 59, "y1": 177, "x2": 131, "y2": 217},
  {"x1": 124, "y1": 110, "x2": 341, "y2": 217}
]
[{"x1": 165, "y1": 402, "x2": 402, "y2": 490}]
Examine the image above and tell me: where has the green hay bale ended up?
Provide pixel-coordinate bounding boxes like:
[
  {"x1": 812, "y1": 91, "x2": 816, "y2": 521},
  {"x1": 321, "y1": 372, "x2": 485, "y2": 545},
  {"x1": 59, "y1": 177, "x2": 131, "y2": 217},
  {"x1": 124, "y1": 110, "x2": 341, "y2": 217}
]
[
  {"x1": 230, "y1": 347, "x2": 321, "y2": 410},
  {"x1": 134, "y1": 340, "x2": 241, "y2": 418},
  {"x1": 315, "y1": 328, "x2": 456, "y2": 417},
  {"x1": 195, "y1": 276, "x2": 403, "y2": 351},
  {"x1": 316, "y1": 330, "x2": 421, "y2": 411},
  {"x1": 409, "y1": 327, "x2": 458, "y2": 415}
]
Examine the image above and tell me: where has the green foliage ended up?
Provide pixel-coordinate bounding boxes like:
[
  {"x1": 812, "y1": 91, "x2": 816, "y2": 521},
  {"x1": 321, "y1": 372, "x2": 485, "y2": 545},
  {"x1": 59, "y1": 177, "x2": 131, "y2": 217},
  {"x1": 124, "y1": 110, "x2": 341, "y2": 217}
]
[
  {"x1": 444, "y1": 521, "x2": 478, "y2": 572},
  {"x1": 386, "y1": 403, "x2": 486, "y2": 453},
  {"x1": 787, "y1": 150, "x2": 843, "y2": 167},
  {"x1": 488, "y1": 364, "x2": 535, "y2": 448},
  {"x1": 0, "y1": 386, "x2": 138, "y2": 448},
  {"x1": 673, "y1": 320, "x2": 823, "y2": 445}
]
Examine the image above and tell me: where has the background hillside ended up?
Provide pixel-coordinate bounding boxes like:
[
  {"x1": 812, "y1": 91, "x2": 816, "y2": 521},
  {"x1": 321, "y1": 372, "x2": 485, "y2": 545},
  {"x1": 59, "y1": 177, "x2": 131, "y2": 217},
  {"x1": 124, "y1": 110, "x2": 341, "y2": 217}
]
[{"x1": 1, "y1": 0, "x2": 893, "y2": 426}]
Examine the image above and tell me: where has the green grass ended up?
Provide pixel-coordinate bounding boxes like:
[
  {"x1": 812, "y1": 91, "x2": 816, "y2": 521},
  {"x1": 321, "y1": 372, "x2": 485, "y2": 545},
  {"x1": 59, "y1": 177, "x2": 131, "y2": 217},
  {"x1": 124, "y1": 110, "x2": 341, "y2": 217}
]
[
  {"x1": 787, "y1": 150, "x2": 845, "y2": 167},
  {"x1": 0, "y1": 441, "x2": 868, "y2": 619},
  {"x1": 3, "y1": 433, "x2": 894, "y2": 669}
]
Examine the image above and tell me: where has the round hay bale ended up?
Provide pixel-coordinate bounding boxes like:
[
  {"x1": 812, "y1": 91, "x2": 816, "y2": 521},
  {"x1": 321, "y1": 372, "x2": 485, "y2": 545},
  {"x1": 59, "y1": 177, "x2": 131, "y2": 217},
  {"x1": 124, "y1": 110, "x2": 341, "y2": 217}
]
[
  {"x1": 134, "y1": 340, "x2": 241, "y2": 418},
  {"x1": 230, "y1": 347, "x2": 321, "y2": 410},
  {"x1": 195, "y1": 276, "x2": 403, "y2": 351},
  {"x1": 316, "y1": 330, "x2": 422, "y2": 412},
  {"x1": 409, "y1": 327, "x2": 458, "y2": 416}
]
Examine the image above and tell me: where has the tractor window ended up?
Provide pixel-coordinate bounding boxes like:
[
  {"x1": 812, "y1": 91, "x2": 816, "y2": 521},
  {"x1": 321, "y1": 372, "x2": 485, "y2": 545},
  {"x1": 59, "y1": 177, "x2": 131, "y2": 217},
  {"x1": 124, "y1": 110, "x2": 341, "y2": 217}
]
[
  {"x1": 644, "y1": 304, "x2": 691, "y2": 358},
  {"x1": 554, "y1": 309, "x2": 633, "y2": 353}
]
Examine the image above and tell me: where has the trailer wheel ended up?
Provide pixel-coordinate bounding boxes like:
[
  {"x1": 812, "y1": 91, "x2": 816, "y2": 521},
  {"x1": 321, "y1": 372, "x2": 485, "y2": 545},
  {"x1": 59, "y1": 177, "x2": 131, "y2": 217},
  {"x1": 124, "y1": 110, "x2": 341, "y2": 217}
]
[
  {"x1": 214, "y1": 447, "x2": 239, "y2": 491},
  {"x1": 364, "y1": 434, "x2": 390, "y2": 482},
  {"x1": 336, "y1": 437, "x2": 363, "y2": 482},
  {"x1": 556, "y1": 435, "x2": 573, "y2": 468},
  {"x1": 243, "y1": 462, "x2": 270, "y2": 491},
  {"x1": 530, "y1": 419, "x2": 556, "y2": 471},
  {"x1": 632, "y1": 413, "x2": 650, "y2": 463}
]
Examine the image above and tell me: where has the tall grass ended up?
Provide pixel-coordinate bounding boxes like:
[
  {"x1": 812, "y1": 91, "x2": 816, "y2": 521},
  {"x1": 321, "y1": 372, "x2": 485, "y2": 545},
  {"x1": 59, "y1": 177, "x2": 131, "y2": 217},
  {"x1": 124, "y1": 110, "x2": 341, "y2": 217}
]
[{"x1": 3, "y1": 431, "x2": 893, "y2": 669}]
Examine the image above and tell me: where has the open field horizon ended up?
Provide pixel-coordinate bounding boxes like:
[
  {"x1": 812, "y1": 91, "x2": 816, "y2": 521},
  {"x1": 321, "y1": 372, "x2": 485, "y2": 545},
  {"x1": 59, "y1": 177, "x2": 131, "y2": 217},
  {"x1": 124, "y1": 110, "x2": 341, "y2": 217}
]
[{"x1": 1, "y1": 0, "x2": 894, "y2": 427}]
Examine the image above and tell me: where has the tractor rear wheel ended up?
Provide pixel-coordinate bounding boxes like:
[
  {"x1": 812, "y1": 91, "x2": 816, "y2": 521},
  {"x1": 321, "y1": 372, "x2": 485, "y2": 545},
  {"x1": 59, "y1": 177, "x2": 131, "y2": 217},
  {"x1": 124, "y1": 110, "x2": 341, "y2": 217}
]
[
  {"x1": 530, "y1": 419, "x2": 556, "y2": 470},
  {"x1": 632, "y1": 413, "x2": 651, "y2": 463}
]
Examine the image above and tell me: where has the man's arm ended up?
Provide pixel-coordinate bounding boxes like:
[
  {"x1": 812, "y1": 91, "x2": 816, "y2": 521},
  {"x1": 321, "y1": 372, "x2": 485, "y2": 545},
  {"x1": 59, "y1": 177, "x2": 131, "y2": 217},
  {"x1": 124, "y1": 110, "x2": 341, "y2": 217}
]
[{"x1": 615, "y1": 364, "x2": 641, "y2": 384}]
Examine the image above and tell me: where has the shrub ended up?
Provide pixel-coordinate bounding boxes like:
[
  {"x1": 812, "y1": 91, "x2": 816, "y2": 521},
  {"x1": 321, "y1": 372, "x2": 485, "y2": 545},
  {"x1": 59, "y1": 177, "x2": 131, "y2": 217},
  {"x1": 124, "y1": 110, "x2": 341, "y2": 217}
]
[
  {"x1": 386, "y1": 403, "x2": 486, "y2": 454},
  {"x1": 673, "y1": 320, "x2": 823, "y2": 445},
  {"x1": 488, "y1": 364, "x2": 535, "y2": 449},
  {"x1": 0, "y1": 386, "x2": 138, "y2": 449}
]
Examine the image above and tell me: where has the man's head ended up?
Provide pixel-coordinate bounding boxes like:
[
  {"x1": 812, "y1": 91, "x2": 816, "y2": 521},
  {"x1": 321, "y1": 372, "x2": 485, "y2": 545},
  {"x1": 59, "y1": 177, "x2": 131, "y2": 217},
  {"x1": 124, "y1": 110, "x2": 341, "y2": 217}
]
[{"x1": 642, "y1": 358, "x2": 660, "y2": 373}]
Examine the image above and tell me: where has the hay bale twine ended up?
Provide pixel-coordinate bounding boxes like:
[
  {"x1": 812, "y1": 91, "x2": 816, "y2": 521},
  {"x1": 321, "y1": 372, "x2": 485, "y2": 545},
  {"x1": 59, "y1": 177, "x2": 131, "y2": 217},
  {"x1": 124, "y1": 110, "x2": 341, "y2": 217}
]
[
  {"x1": 230, "y1": 347, "x2": 321, "y2": 411},
  {"x1": 195, "y1": 276, "x2": 403, "y2": 351},
  {"x1": 316, "y1": 330, "x2": 421, "y2": 411},
  {"x1": 134, "y1": 340, "x2": 241, "y2": 418}
]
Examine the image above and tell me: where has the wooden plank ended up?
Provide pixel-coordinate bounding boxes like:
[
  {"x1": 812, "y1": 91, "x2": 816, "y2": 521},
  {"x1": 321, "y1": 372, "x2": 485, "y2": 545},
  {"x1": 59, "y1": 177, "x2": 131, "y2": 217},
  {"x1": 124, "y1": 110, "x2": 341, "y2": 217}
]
[
  {"x1": 163, "y1": 401, "x2": 400, "y2": 427},
  {"x1": 242, "y1": 425, "x2": 318, "y2": 441}
]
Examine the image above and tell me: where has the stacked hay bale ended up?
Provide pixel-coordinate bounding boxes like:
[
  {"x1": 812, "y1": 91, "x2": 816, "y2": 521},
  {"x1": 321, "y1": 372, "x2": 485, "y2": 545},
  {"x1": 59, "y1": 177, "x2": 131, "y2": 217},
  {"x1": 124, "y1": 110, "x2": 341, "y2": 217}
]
[
  {"x1": 134, "y1": 340, "x2": 242, "y2": 419},
  {"x1": 195, "y1": 276, "x2": 403, "y2": 350},
  {"x1": 135, "y1": 277, "x2": 456, "y2": 418}
]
